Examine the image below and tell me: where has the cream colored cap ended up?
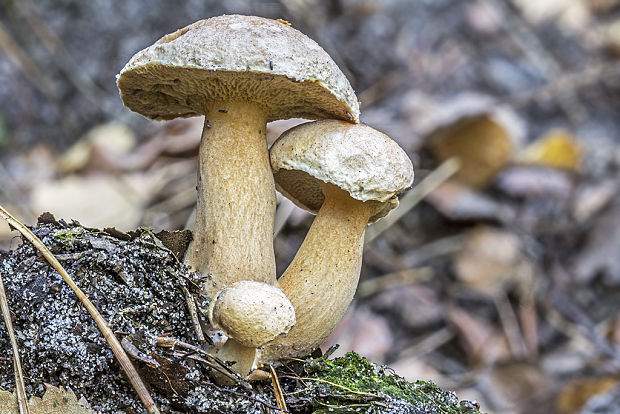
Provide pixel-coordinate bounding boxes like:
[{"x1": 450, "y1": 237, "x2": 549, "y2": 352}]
[
  {"x1": 117, "y1": 15, "x2": 359, "y2": 122},
  {"x1": 208, "y1": 281, "x2": 296, "y2": 348},
  {"x1": 270, "y1": 120, "x2": 414, "y2": 222}
]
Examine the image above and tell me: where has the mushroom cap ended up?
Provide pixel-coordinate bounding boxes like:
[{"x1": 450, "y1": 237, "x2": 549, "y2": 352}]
[
  {"x1": 270, "y1": 120, "x2": 414, "y2": 222},
  {"x1": 208, "y1": 281, "x2": 296, "y2": 348},
  {"x1": 117, "y1": 15, "x2": 359, "y2": 123}
]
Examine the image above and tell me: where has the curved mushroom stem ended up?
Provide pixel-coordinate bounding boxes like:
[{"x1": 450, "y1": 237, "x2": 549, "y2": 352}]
[
  {"x1": 259, "y1": 183, "x2": 378, "y2": 363},
  {"x1": 213, "y1": 338, "x2": 257, "y2": 383},
  {"x1": 184, "y1": 101, "x2": 277, "y2": 297}
]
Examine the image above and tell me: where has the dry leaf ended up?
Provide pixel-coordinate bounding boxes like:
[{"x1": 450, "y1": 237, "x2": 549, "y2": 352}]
[
  {"x1": 572, "y1": 179, "x2": 617, "y2": 222},
  {"x1": 556, "y1": 377, "x2": 619, "y2": 414},
  {"x1": 447, "y1": 306, "x2": 511, "y2": 366},
  {"x1": 59, "y1": 122, "x2": 136, "y2": 173},
  {"x1": 30, "y1": 173, "x2": 159, "y2": 230},
  {"x1": 496, "y1": 165, "x2": 573, "y2": 198},
  {"x1": 512, "y1": 0, "x2": 591, "y2": 33},
  {"x1": 454, "y1": 226, "x2": 531, "y2": 296},
  {"x1": 322, "y1": 307, "x2": 394, "y2": 363},
  {"x1": 429, "y1": 115, "x2": 514, "y2": 188},
  {"x1": 0, "y1": 385, "x2": 94, "y2": 413},
  {"x1": 516, "y1": 129, "x2": 581, "y2": 171},
  {"x1": 478, "y1": 361, "x2": 551, "y2": 411},
  {"x1": 426, "y1": 180, "x2": 514, "y2": 221}
]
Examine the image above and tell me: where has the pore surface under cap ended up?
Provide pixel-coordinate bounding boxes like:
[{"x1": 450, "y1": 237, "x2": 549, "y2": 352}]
[
  {"x1": 117, "y1": 15, "x2": 359, "y2": 122},
  {"x1": 270, "y1": 120, "x2": 414, "y2": 222}
]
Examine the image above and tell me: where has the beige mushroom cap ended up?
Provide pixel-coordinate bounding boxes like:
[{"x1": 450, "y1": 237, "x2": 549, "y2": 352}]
[
  {"x1": 208, "y1": 281, "x2": 296, "y2": 348},
  {"x1": 270, "y1": 120, "x2": 414, "y2": 222},
  {"x1": 117, "y1": 15, "x2": 359, "y2": 122}
]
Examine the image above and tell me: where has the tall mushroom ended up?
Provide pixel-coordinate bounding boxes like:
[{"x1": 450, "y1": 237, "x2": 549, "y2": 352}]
[
  {"x1": 260, "y1": 120, "x2": 414, "y2": 363},
  {"x1": 116, "y1": 15, "x2": 359, "y2": 296}
]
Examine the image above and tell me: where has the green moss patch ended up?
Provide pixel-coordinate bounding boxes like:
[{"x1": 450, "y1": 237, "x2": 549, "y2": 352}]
[{"x1": 279, "y1": 350, "x2": 483, "y2": 413}]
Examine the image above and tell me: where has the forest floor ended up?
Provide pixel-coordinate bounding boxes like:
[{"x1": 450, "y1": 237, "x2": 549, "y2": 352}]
[{"x1": 1, "y1": 1, "x2": 620, "y2": 413}]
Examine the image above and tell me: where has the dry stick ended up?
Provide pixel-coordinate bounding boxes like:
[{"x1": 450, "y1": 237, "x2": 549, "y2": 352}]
[
  {"x1": 0, "y1": 271, "x2": 30, "y2": 414},
  {"x1": 365, "y1": 158, "x2": 461, "y2": 244},
  {"x1": 270, "y1": 365, "x2": 288, "y2": 412},
  {"x1": 181, "y1": 285, "x2": 206, "y2": 345},
  {"x1": 153, "y1": 335, "x2": 245, "y2": 386},
  {"x1": 0, "y1": 205, "x2": 161, "y2": 414}
]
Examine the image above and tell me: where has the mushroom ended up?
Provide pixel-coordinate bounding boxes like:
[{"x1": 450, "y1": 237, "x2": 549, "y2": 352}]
[
  {"x1": 116, "y1": 15, "x2": 359, "y2": 296},
  {"x1": 260, "y1": 120, "x2": 414, "y2": 363},
  {"x1": 208, "y1": 281, "x2": 295, "y2": 378}
]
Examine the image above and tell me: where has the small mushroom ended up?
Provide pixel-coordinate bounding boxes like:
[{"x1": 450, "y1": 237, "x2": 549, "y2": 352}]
[
  {"x1": 208, "y1": 281, "x2": 295, "y2": 377},
  {"x1": 260, "y1": 120, "x2": 414, "y2": 363},
  {"x1": 116, "y1": 15, "x2": 359, "y2": 296}
]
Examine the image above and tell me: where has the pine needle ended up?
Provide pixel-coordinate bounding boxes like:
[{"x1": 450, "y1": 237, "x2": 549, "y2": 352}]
[
  {"x1": 365, "y1": 158, "x2": 461, "y2": 244},
  {"x1": 0, "y1": 205, "x2": 161, "y2": 414},
  {"x1": 270, "y1": 365, "x2": 288, "y2": 412},
  {"x1": 0, "y1": 271, "x2": 29, "y2": 414}
]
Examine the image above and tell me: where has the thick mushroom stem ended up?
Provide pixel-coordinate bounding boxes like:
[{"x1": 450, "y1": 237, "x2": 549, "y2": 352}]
[
  {"x1": 259, "y1": 183, "x2": 378, "y2": 363},
  {"x1": 184, "y1": 101, "x2": 277, "y2": 296}
]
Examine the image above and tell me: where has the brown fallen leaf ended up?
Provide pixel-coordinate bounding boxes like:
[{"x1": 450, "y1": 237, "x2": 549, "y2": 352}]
[
  {"x1": 453, "y1": 226, "x2": 533, "y2": 297},
  {"x1": 446, "y1": 306, "x2": 511, "y2": 366},
  {"x1": 59, "y1": 122, "x2": 136, "y2": 173},
  {"x1": 425, "y1": 180, "x2": 515, "y2": 222},
  {"x1": 556, "y1": 376, "x2": 619, "y2": 414},
  {"x1": 429, "y1": 115, "x2": 514, "y2": 188},
  {"x1": 516, "y1": 129, "x2": 582, "y2": 171},
  {"x1": 478, "y1": 361, "x2": 551, "y2": 412},
  {"x1": 0, "y1": 385, "x2": 94, "y2": 413}
]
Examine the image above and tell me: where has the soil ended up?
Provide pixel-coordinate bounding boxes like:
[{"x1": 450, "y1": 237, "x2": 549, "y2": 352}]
[{"x1": 0, "y1": 215, "x2": 481, "y2": 413}]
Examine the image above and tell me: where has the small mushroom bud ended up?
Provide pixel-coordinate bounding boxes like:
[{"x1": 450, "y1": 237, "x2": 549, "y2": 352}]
[
  {"x1": 260, "y1": 120, "x2": 414, "y2": 363},
  {"x1": 208, "y1": 281, "x2": 295, "y2": 378}
]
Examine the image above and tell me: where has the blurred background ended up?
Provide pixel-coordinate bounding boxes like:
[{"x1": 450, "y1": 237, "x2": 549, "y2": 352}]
[{"x1": 1, "y1": 0, "x2": 620, "y2": 413}]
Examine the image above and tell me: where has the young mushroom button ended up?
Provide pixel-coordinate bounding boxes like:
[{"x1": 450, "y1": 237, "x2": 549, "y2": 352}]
[
  {"x1": 208, "y1": 281, "x2": 295, "y2": 378},
  {"x1": 116, "y1": 15, "x2": 360, "y2": 297},
  {"x1": 260, "y1": 120, "x2": 414, "y2": 364}
]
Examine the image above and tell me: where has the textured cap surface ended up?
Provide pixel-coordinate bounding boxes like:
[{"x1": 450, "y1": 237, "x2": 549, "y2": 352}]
[
  {"x1": 117, "y1": 15, "x2": 359, "y2": 122},
  {"x1": 208, "y1": 281, "x2": 296, "y2": 348},
  {"x1": 270, "y1": 120, "x2": 414, "y2": 222}
]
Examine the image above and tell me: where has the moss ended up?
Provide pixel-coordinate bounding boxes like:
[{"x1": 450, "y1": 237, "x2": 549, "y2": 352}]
[
  {"x1": 290, "y1": 350, "x2": 483, "y2": 413},
  {"x1": 52, "y1": 227, "x2": 84, "y2": 247}
]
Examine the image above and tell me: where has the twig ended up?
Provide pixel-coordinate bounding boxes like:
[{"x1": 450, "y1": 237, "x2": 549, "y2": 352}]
[
  {"x1": 270, "y1": 365, "x2": 288, "y2": 412},
  {"x1": 0, "y1": 271, "x2": 29, "y2": 414},
  {"x1": 181, "y1": 286, "x2": 206, "y2": 345},
  {"x1": 0, "y1": 205, "x2": 161, "y2": 413},
  {"x1": 153, "y1": 334, "x2": 246, "y2": 386},
  {"x1": 365, "y1": 158, "x2": 461, "y2": 244},
  {"x1": 356, "y1": 267, "x2": 433, "y2": 298},
  {"x1": 494, "y1": 293, "x2": 528, "y2": 359}
]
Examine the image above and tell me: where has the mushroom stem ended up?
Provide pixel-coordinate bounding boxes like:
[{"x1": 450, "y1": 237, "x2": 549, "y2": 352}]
[
  {"x1": 260, "y1": 183, "x2": 376, "y2": 362},
  {"x1": 213, "y1": 338, "x2": 257, "y2": 381},
  {"x1": 184, "y1": 101, "x2": 277, "y2": 296}
]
